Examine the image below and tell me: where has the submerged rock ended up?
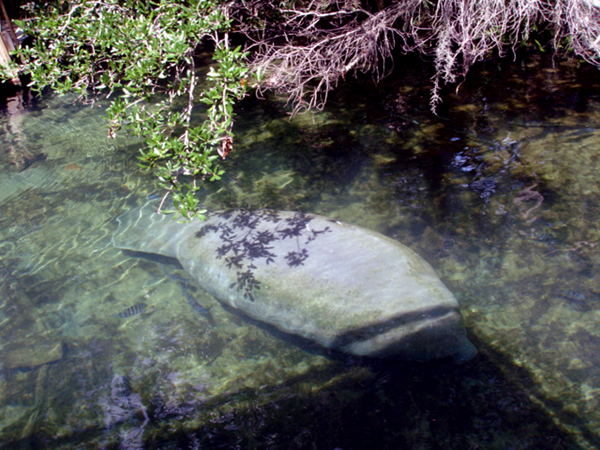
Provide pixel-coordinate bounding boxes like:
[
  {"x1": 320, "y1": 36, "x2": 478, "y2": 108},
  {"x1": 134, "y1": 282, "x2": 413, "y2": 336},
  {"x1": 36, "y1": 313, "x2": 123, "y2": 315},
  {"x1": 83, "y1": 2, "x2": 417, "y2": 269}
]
[
  {"x1": 113, "y1": 202, "x2": 476, "y2": 362},
  {"x1": 4, "y1": 336, "x2": 64, "y2": 370}
]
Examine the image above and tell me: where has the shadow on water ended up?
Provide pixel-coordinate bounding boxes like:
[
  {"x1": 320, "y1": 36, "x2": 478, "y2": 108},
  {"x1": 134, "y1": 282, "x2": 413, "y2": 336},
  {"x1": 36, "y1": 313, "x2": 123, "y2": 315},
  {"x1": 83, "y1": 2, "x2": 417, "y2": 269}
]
[
  {"x1": 141, "y1": 352, "x2": 584, "y2": 450},
  {"x1": 1, "y1": 351, "x2": 583, "y2": 450}
]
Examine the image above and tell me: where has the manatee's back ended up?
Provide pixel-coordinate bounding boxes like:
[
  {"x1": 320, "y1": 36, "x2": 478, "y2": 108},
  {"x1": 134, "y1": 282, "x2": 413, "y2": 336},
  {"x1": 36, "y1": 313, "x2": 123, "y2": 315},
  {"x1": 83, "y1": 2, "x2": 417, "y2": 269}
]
[
  {"x1": 174, "y1": 209, "x2": 476, "y2": 362},
  {"x1": 112, "y1": 201, "x2": 190, "y2": 258},
  {"x1": 112, "y1": 204, "x2": 476, "y2": 362}
]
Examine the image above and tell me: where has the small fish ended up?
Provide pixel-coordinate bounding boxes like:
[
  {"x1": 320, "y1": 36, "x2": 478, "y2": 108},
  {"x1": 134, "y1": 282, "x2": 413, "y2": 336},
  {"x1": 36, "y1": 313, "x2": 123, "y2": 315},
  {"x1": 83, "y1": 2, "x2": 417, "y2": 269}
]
[
  {"x1": 528, "y1": 232, "x2": 556, "y2": 243},
  {"x1": 117, "y1": 302, "x2": 148, "y2": 318},
  {"x1": 559, "y1": 290, "x2": 593, "y2": 312},
  {"x1": 168, "y1": 271, "x2": 215, "y2": 325},
  {"x1": 182, "y1": 291, "x2": 215, "y2": 325}
]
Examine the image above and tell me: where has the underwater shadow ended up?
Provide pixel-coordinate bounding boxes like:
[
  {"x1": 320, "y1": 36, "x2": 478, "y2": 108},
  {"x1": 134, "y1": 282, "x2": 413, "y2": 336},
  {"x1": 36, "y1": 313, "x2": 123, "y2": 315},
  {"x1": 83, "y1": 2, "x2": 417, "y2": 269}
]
[
  {"x1": 1, "y1": 333, "x2": 587, "y2": 450},
  {"x1": 141, "y1": 349, "x2": 585, "y2": 450}
]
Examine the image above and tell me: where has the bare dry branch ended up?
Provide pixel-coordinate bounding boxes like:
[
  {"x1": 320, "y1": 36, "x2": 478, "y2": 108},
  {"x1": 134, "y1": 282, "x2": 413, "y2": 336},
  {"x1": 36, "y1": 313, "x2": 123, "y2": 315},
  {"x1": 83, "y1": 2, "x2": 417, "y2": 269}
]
[{"x1": 233, "y1": 0, "x2": 600, "y2": 114}]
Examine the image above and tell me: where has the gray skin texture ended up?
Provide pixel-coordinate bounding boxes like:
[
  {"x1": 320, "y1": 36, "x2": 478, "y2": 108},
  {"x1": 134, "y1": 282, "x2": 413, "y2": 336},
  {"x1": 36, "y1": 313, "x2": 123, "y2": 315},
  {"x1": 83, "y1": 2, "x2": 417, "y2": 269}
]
[{"x1": 113, "y1": 202, "x2": 476, "y2": 362}]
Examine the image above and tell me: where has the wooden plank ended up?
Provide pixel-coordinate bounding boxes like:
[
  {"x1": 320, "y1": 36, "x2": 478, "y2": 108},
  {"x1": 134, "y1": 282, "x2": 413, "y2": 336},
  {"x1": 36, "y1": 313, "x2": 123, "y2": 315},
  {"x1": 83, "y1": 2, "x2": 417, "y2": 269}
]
[{"x1": 0, "y1": 0, "x2": 20, "y2": 85}]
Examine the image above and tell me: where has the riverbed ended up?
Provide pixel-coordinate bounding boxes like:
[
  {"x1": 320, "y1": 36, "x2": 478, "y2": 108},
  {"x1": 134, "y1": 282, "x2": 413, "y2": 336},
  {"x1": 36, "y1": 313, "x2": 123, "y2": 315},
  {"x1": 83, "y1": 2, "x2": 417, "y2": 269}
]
[{"x1": 1, "y1": 51, "x2": 599, "y2": 449}]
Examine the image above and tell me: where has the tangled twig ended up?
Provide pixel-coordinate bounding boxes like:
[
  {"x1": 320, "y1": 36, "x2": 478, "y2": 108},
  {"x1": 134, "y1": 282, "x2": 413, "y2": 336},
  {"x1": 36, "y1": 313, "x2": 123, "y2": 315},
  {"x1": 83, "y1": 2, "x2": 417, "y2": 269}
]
[
  {"x1": 233, "y1": 0, "x2": 600, "y2": 114},
  {"x1": 514, "y1": 182, "x2": 544, "y2": 222}
]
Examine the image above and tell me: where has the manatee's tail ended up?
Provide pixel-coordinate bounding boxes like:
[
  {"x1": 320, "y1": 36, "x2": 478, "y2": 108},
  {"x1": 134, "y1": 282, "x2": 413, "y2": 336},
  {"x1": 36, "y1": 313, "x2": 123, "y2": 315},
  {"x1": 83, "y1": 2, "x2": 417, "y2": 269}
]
[{"x1": 112, "y1": 200, "x2": 189, "y2": 258}]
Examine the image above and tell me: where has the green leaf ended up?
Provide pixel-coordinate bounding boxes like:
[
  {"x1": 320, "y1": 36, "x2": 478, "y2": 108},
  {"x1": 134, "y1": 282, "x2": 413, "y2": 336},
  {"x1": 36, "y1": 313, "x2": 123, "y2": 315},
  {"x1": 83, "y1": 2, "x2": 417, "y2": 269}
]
[{"x1": 14, "y1": 0, "x2": 249, "y2": 221}]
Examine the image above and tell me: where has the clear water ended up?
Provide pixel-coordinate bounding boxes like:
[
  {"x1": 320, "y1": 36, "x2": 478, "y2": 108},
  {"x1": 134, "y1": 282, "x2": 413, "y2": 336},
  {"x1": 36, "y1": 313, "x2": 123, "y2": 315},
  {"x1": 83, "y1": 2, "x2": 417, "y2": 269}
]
[{"x1": 1, "y1": 51, "x2": 600, "y2": 449}]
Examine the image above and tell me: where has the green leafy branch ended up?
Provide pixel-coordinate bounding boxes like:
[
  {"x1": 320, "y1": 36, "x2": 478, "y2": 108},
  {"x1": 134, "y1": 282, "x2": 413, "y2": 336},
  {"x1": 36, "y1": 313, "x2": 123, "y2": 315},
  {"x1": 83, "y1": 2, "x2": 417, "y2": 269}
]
[{"x1": 5, "y1": 0, "x2": 249, "y2": 219}]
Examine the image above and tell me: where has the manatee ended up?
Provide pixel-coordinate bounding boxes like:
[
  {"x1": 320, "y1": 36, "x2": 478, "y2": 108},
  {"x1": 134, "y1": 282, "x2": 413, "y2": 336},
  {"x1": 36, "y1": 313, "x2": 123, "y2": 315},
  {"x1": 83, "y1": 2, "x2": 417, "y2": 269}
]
[{"x1": 112, "y1": 202, "x2": 476, "y2": 362}]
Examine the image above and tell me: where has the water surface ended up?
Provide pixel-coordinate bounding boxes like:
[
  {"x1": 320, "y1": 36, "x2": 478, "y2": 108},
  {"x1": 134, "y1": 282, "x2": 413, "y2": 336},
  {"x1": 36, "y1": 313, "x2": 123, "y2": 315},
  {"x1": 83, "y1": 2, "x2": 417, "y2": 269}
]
[{"x1": 1, "y1": 52, "x2": 599, "y2": 449}]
